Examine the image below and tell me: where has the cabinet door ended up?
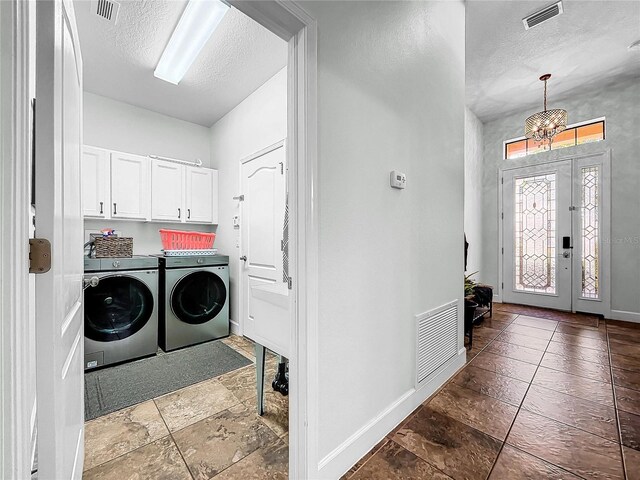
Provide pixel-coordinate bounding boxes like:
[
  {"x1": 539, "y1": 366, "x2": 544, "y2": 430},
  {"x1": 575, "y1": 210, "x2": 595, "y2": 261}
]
[
  {"x1": 81, "y1": 146, "x2": 109, "y2": 218},
  {"x1": 151, "y1": 160, "x2": 184, "y2": 222},
  {"x1": 110, "y1": 152, "x2": 150, "y2": 220},
  {"x1": 185, "y1": 167, "x2": 217, "y2": 224}
]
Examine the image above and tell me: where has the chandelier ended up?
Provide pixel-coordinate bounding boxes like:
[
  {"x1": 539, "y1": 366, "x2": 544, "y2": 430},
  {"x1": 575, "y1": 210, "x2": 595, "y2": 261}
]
[{"x1": 525, "y1": 74, "x2": 567, "y2": 146}]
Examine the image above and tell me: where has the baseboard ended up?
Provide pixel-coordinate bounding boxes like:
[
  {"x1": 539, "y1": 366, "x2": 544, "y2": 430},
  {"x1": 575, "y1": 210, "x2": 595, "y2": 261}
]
[
  {"x1": 317, "y1": 348, "x2": 466, "y2": 479},
  {"x1": 610, "y1": 310, "x2": 640, "y2": 324},
  {"x1": 229, "y1": 319, "x2": 241, "y2": 335}
]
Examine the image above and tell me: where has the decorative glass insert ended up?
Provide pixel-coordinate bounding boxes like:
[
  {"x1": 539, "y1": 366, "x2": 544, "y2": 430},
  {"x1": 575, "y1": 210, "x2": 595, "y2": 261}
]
[
  {"x1": 581, "y1": 166, "x2": 600, "y2": 298},
  {"x1": 505, "y1": 120, "x2": 605, "y2": 159},
  {"x1": 514, "y1": 173, "x2": 556, "y2": 294}
]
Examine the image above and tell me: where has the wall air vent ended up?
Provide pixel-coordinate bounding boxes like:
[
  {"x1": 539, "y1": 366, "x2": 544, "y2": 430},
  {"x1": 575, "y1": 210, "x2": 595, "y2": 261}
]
[
  {"x1": 523, "y1": 1, "x2": 563, "y2": 30},
  {"x1": 415, "y1": 300, "x2": 459, "y2": 387},
  {"x1": 91, "y1": 0, "x2": 120, "y2": 25}
]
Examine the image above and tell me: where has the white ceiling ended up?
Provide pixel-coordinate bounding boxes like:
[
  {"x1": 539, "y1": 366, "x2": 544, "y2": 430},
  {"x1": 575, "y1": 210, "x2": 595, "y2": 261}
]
[
  {"x1": 74, "y1": 0, "x2": 288, "y2": 127},
  {"x1": 466, "y1": 0, "x2": 640, "y2": 122}
]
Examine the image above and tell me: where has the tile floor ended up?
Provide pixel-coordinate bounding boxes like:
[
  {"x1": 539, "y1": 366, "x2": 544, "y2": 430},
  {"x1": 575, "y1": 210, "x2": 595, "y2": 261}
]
[
  {"x1": 344, "y1": 303, "x2": 640, "y2": 480},
  {"x1": 82, "y1": 335, "x2": 289, "y2": 480}
]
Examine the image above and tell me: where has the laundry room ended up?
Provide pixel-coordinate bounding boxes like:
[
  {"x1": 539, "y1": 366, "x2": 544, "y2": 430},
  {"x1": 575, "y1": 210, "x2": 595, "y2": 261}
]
[{"x1": 75, "y1": 1, "x2": 291, "y2": 478}]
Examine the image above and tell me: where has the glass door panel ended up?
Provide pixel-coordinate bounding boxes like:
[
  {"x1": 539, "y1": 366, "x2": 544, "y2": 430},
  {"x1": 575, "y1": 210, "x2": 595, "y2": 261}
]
[{"x1": 514, "y1": 173, "x2": 557, "y2": 294}]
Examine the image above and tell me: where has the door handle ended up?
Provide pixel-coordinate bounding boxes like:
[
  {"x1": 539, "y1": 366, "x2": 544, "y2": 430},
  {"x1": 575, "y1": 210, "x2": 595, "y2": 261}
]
[
  {"x1": 113, "y1": 203, "x2": 117, "y2": 215},
  {"x1": 240, "y1": 256, "x2": 247, "y2": 262},
  {"x1": 99, "y1": 201, "x2": 103, "y2": 214},
  {"x1": 178, "y1": 207, "x2": 181, "y2": 219},
  {"x1": 83, "y1": 276, "x2": 100, "y2": 290}
]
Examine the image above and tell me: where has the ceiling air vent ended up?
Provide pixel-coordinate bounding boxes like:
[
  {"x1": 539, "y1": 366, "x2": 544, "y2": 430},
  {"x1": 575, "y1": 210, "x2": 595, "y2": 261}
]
[
  {"x1": 91, "y1": 0, "x2": 120, "y2": 25},
  {"x1": 523, "y1": 1, "x2": 563, "y2": 30}
]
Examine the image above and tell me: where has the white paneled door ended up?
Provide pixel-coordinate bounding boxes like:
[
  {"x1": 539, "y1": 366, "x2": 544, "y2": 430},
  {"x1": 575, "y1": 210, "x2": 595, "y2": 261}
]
[
  {"x1": 240, "y1": 142, "x2": 286, "y2": 340},
  {"x1": 35, "y1": 0, "x2": 85, "y2": 478},
  {"x1": 502, "y1": 152, "x2": 610, "y2": 315}
]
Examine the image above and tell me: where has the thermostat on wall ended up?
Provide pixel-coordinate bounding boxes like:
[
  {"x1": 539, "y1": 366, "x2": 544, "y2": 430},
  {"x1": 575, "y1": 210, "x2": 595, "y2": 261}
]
[{"x1": 390, "y1": 170, "x2": 406, "y2": 189}]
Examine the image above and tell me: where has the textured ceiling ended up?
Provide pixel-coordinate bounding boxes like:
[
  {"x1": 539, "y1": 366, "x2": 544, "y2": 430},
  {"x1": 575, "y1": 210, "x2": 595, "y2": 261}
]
[
  {"x1": 74, "y1": 0, "x2": 287, "y2": 127},
  {"x1": 466, "y1": 0, "x2": 640, "y2": 122}
]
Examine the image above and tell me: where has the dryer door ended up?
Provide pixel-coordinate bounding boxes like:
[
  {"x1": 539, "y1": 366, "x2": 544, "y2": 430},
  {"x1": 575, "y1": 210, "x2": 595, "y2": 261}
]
[
  {"x1": 85, "y1": 275, "x2": 155, "y2": 342},
  {"x1": 171, "y1": 271, "x2": 227, "y2": 324}
]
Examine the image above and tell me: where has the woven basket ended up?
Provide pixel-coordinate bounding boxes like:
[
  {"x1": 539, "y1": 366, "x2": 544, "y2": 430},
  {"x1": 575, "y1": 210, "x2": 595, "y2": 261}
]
[{"x1": 94, "y1": 237, "x2": 133, "y2": 258}]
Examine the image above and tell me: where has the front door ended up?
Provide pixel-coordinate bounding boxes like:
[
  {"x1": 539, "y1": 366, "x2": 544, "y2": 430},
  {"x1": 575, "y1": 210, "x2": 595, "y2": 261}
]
[
  {"x1": 35, "y1": 0, "x2": 85, "y2": 477},
  {"x1": 240, "y1": 141, "x2": 286, "y2": 340},
  {"x1": 502, "y1": 152, "x2": 610, "y2": 315}
]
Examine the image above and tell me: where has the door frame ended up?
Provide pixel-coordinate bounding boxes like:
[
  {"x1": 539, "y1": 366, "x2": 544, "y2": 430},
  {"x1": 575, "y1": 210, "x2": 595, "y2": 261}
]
[
  {"x1": 2, "y1": 1, "x2": 319, "y2": 478},
  {"x1": 227, "y1": 2, "x2": 318, "y2": 476},
  {"x1": 226, "y1": 3, "x2": 318, "y2": 477},
  {"x1": 498, "y1": 149, "x2": 611, "y2": 317},
  {"x1": 0, "y1": 0, "x2": 35, "y2": 478},
  {"x1": 238, "y1": 138, "x2": 286, "y2": 340}
]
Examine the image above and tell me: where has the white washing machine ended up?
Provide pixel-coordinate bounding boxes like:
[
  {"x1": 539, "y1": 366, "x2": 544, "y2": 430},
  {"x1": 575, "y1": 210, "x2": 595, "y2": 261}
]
[
  {"x1": 83, "y1": 256, "x2": 159, "y2": 370},
  {"x1": 158, "y1": 255, "x2": 229, "y2": 351}
]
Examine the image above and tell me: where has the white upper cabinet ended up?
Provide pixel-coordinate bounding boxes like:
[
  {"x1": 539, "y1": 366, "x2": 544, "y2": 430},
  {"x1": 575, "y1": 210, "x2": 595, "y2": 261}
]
[
  {"x1": 110, "y1": 152, "x2": 150, "y2": 220},
  {"x1": 151, "y1": 159, "x2": 185, "y2": 222},
  {"x1": 185, "y1": 167, "x2": 217, "y2": 224},
  {"x1": 82, "y1": 146, "x2": 217, "y2": 224},
  {"x1": 81, "y1": 146, "x2": 110, "y2": 218}
]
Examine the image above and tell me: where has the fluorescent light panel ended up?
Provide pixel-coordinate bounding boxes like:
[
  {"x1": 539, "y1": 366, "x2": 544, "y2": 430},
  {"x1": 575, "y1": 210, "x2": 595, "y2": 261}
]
[{"x1": 154, "y1": 0, "x2": 229, "y2": 85}]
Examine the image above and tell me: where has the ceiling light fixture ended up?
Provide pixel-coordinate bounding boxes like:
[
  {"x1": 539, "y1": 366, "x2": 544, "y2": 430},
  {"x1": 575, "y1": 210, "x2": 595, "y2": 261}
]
[
  {"x1": 525, "y1": 74, "x2": 568, "y2": 147},
  {"x1": 154, "y1": 0, "x2": 229, "y2": 85}
]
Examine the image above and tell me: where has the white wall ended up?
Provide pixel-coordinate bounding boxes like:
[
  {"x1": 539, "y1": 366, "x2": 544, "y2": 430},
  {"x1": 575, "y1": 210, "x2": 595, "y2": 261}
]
[
  {"x1": 83, "y1": 92, "x2": 215, "y2": 254},
  {"x1": 208, "y1": 68, "x2": 288, "y2": 325},
  {"x1": 303, "y1": 1, "x2": 466, "y2": 477},
  {"x1": 465, "y1": 107, "x2": 484, "y2": 277},
  {"x1": 84, "y1": 92, "x2": 211, "y2": 165},
  {"x1": 481, "y1": 78, "x2": 640, "y2": 319}
]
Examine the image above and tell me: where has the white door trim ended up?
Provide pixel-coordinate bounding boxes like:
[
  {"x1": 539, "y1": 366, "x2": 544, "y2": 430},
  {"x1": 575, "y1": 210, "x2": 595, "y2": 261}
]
[
  {"x1": 226, "y1": 2, "x2": 318, "y2": 478},
  {"x1": 0, "y1": 0, "x2": 34, "y2": 478},
  {"x1": 498, "y1": 150, "x2": 612, "y2": 317}
]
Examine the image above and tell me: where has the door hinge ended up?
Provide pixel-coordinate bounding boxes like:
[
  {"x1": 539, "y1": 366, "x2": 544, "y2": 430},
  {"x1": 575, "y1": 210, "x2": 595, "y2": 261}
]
[
  {"x1": 569, "y1": 206, "x2": 577, "y2": 211},
  {"x1": 287, "y1": 277, "x2": 293, "y2": 290},
  {"x1": 233, "y1": 194, "x2": 244, "y2": 201},
  {"x1": 279, "y1": 162, "x2": 284, "y2": 174},
  {"x1": 501, "y1": 212, "x2": 504, "y2": 220},
  {"x1": 501, "y1": 282, "x2": 504, "y2": 290},
  {"x1": 501, "y1": 177, "x2": 504, "y2": 185},
  {"x1": 501, "y1": 247, "x2": 504, "y2": 255},
  {"x1": 29, "y1": 238, "x2": 51, "y2": 274}
]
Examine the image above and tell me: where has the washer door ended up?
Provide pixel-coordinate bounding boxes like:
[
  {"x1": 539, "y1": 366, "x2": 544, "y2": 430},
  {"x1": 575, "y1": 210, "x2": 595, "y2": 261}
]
[
  {"x1": 85, "y1": 275, "x2": 155, "y2": 342},
  {"x1": 171, "y1": 271, "x2": 227, "y2": 325}
]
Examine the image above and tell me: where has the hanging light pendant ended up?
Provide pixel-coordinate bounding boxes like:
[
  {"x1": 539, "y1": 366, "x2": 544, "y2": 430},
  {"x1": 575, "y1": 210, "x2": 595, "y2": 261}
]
[{"x1": 525, "y1": 74, "x2": 567, "y2": 145}]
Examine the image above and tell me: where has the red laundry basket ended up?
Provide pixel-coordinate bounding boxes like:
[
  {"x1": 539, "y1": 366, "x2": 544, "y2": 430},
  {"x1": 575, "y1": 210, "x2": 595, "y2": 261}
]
[{"x1": 159, "y1": 229, "x2": 216, "y2": 250}]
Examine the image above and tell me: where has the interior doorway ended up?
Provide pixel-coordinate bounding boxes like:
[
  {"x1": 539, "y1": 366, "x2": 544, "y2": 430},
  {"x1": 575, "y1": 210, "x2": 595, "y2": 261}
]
[{"x1": 501, "y1": 151, "x2": 611, "y2": 316}]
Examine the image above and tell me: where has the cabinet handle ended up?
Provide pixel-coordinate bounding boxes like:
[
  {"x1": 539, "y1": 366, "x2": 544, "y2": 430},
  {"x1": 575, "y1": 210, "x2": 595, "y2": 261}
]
[
  {"x1": 113, "y1": 203, "x2": 117, "y2": 215},
  {"x1": 178, "y1": 207, "x2": 181, "y2": 219},
  {"x1": 187, "y1": 208, "x2": 191, "y2": 219},
  {"x1": 99, "y1": 201, "x2": 103, "y2": 214}
]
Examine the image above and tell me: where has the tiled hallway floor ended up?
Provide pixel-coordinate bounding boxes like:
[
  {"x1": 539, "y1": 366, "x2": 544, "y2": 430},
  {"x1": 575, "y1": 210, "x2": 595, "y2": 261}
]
[
  {"x1": 344, "y1": 304, "x2": 640, "y2": 480},
  {"x1": 82, "y1": 335, "x2": 289, "y2": 480}
]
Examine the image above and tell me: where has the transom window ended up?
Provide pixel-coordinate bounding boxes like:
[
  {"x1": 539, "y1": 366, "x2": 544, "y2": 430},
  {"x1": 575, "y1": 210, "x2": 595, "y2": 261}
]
[{"x1": 505, "y1": 119, "x2": 605, "y2": 160}]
